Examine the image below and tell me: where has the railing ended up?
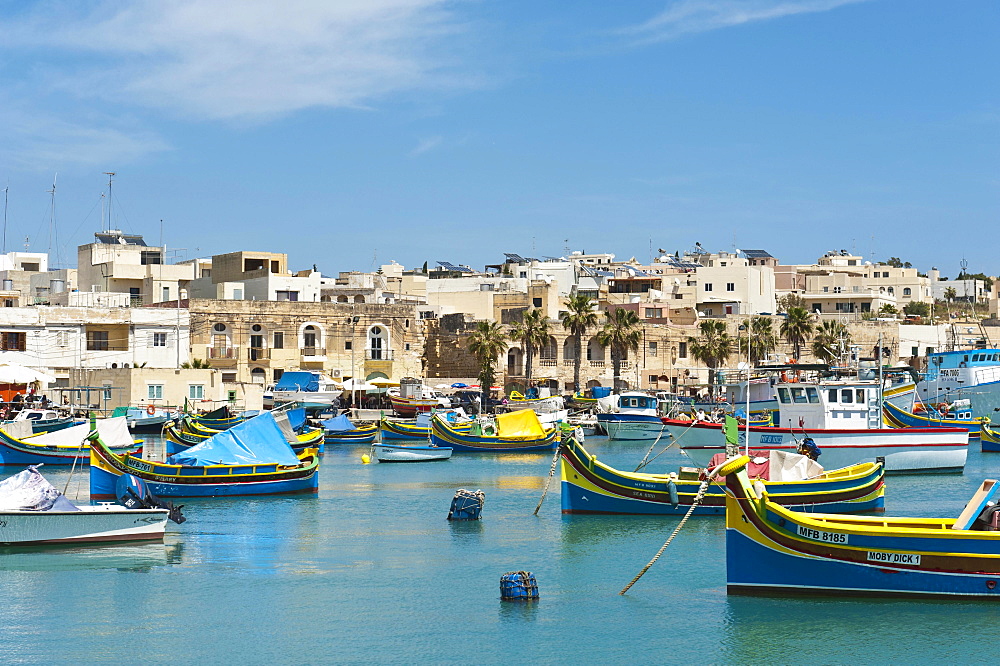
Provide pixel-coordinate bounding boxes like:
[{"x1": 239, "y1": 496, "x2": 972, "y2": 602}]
[
  {"x1": 208, "y1": 346, "x2": 237, "y2": 359},
  {"x1": 366, "y1": 349, "x2": 394, "y2": 361},
  {"x1": 301, "y1": 346, "x2": 325, "y2": 357},
  {"x1": 562, "y1": 358, "x2": 576, "y2": 366},
  {"x1": 588, "y1": 360, "x2": 605, "y2": 368},
  {"x1": 538, "y1": 359, "x2": 557, "y2": 367},
  {"x1": 248, "y1": 347, "x2": 270, "y2": 361},
  {"x1": 618, "y1": 361, "x2": 633, "y2": 371}
]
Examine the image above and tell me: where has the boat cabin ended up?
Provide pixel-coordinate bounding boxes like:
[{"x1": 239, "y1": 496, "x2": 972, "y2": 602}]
[
  {"x1": 617, "y1": 392, "x2": 659, "y2": 416},
  {"x1": 924, "y1": 349, "x2": 1000, "y2": 392},
  {"x1": 774, "y1": 380, "x2": 881, "y2": 430}
]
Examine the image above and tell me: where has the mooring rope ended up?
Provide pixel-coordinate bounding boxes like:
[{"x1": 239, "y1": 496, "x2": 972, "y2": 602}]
[
  {"x1": 618, "y1": 476, "x2": 713, "y2": 595},
  {"x1": 634, "y1": 419, "x2": 700, "y2": 472},
  {"x1": 533, "y1": 441, "x2": 563, "y2": 516}
]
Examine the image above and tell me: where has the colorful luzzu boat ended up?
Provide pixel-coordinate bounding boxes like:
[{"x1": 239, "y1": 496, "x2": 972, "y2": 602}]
[
  {"x1": 0, "y1": 417, "x2": 139, "y2": 465},
  {"x1": 380, "y1": 413, "x2": 472, "y2": 440},
  {"x1": 321, "y1": 414, "x2": 378, "y2": 444},
  {"x1": 388, "y1": 394, "x2": 440, "y2": 416},
  {"x1": 560, "y1": 437, "x2": 884, "y2": 516},
  {"x1": 90, "y1": 412, "x2": 320, "y2": 499},
  {"x1": 430, "y1": 410, "x2": 557, "y2": 453},
  {"x1": 724, "y1": 455, "x2": 1000, "y2": 598},
  {"x1": 982, "y1": 424, "x2": 1000, "y2": 453},
  {"x1": 185, "y1": 406, "x2": 248, "y2": 431},
  {"x1": 882, "y1": 400, "x2": 985, "y2": 438},
  {"x1": 166, "y1": 408, "x2": 322, "y2": 455}
]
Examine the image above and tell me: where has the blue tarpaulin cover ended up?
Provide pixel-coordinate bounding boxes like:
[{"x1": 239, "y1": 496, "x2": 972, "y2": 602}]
[
  {"x1": 167, "y1": 412, "x2": 300, "y2": 466},
  {"x1": 274, "y1": 371, "x2": 319, "y2": 392},
  {"x1": 287, "y1": 408, "x2": 306, "y2": 431},
  {"x1": 321, "y1": 414, "x2": 355, "y2": 433}
]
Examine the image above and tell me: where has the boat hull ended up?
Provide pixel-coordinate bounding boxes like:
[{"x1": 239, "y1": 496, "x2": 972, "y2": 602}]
[
  {"x1": 0, "y1": 428, "x2": 138, "y2": 466},
  {"x1": 373, "y1": 444, "x2": 452, "y2": 462},
  {"x1": 430, "y1": 418, "x2": 558, "y2": 453},
  {"x1": 882, "y1": 401, "x2": 983, "y2": 438},
  {"x1": 560, "y1": 439, "x2": 884, "y2": 516},
  {"x1": 597, "y1": 414, "x2": 665, "y2": 441},
  {"x1": 667, "y1": 419, "x2": 969, "y2": 473},
  {"x1": 0, "y1": 507, "x2": 167, "y2": 545}
]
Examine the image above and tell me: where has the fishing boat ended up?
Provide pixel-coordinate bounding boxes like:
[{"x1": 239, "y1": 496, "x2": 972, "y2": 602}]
[
  {"x1": 0, "y1": 467, "x2": 170, "y2": 546},
  {"x1": 882, "y1": 400, "x2": 984, "y2": 438},
  {"x1": 918, "y1": 347, "x2": 1000, "y2": 420},
  {"x1": 90, "y1": 412, "x2": 320, "y2": 499},
  {"x1": 372, "y1": 443, "x2": 453, "y2": 462},
  {"x1": 321, "y1": 414, "x2": 378, "y2": 444},
  {"x1": 982, "y1": 424, "x2": 1000, "y2": 452},
  {"x1": 380, "y1": 412, "x2": 472, "y2": 440},
  {"x1": 0, "y1": 417, "x2": 139, "y2": 466},
  {"x1": 111, "y1": 405, "x2": 174, "y2": 433},
  {"x1": 560, "y1": 437, "x2": 884, "y2": 515},
  {"x1": 669, "y1": 373, "x2": 969, "y2": 473},
  {"x1": 186, "y1": 406, "x2": 247, "y2": 430},
  {"x1": 596, "y1": 392, "x2": 664, "y2": 441},
  {"x1": 270, "y1": 371, "x2": 342, "y2": 412},
  {"x1": 430, "y1": 410, "x2": 558, "y2": 452},
  {"x1": 9, "y1": 408, "x2": 78, "y2": 434},
  {"x1": 723, "y1": 454, "x2": 1000, "y2": 598},
  {"x1": 504, "y1": 390, "x2": 565, "y2": 413},
  {"x1": 166, "y1": 409, "x2": 323, "y2": 455}
]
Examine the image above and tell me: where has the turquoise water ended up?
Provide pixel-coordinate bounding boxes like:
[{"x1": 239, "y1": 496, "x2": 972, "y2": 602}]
[{"x1": 2, "y1": 437, "x2": 999, "y2": 663}]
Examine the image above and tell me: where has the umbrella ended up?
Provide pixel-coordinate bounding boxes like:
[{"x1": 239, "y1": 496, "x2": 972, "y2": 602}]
[
  {"x1": 0, "y1": 363, "x2": 56, "y2": 384},
  {"x1": 371, "y1": 381, "x2": 400, "y2": 388},
  {"x1": 451, "y1": 382, "x2": 469, "y2": 388},
  {"x1": 341, "y1": 378, "x2": 376, "y2": 391},
  {"x1": 435, "y1": 384, "x2": 449, "y2": 389}
]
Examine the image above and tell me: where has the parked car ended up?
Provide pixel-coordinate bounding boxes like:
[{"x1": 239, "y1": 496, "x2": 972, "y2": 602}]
[{"x1": 451, "y1": 390, "x2": 502, "y2": 412}]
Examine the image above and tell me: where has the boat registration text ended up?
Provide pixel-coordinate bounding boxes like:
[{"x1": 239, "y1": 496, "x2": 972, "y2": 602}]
[
  {"x1": 867, "y1": 551, "x2": 921, "y2": 565},
  {"x1": 797, "y1": 525, "x2": 848, "y2": 544}
]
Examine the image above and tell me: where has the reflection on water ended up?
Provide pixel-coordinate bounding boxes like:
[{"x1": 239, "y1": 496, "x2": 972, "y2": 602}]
[
  {"x1": 497, "y1": 598, "x2": 540, "y2": 624},
  {"x1": 0, "y1": 541, "x2": 182, "y2": 572}
]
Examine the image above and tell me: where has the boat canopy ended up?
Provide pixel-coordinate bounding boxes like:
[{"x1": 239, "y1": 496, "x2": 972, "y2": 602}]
[
  {"x1": 286, "y1": 408, "x2": 306, "y2": 431},
  {"x1": 0, "y1": 466, "x2": 79, "y2": 511},
  {"x1": 32, "y1": 416, "x2": 134, "y2": 451},
  {"x1": 275, "y1": 372, "x2": 319, "y2": 392},
  {"x1": 321, "y1": 414, "x2": 355, "y2": 433},
  {"x1": 496, "y1": 409, "x2": 546, "y2": 438},
  {"x1": 167, "y1": 412, "x2": 299, "y2": 466}
]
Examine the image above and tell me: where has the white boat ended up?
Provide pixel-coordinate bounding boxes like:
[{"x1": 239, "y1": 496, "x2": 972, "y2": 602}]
[
  {"x1": 669, "y1": 374, "x2": 968, "y2": 473},
  {"x1": 0, "y1": 467, "x2": 168, "y2": 545},
  {"x1": 373, "y1": 443, "x2": 453, "y2": 462},
  {"x1": 596, "y1": 392, "x2": 664, "y2": 441},
  {"x1": 270, "y1": 372, "x2": 342, "y2": 411}
]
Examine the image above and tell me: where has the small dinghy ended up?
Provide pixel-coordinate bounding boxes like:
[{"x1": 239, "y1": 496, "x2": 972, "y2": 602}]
[
  {"x1": 0, "y1": 467, "x2": 180, "y2": 546},
  {"x1": 372, "y1": 443, "x2": 453, "y2": 463}
]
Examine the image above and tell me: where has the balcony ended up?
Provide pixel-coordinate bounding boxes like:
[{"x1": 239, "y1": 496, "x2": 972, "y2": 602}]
[
  {"x1": 538, "y1": 359, "x2": 558, "y2": 367},
  {"x1": 366, "y1": 349, "x2": 394, "y2": 361},
  {"x1": 301, "y1": 346, "x2": 326, "y2": 360},
  {"x1": 248, "y1": 347, "x2": 271, "y2": 361},
  {"x1": 588, "y1": 360, "x2": 605, "y2": 368},
  {"x1": 207, "y1": 346, "x2": 238, "y2": 363}
]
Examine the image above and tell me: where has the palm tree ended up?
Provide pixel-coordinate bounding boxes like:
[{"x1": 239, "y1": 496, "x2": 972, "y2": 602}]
[
  {"x1": 596, "y1": 307, "x2": 642, "y2": 391},
  {"x1": 780, "y1": 307, "x2": 814, "y2": 360},
  {"x1": 467, "y1": 321, "x2": 507, "y2": 411},
  {"x1": 507, "y1": 308, "x2": 550, "y2": 386},
  {"x1": 811, "y1": 320, "x2": 851, "y2": 364},
  {"x1": 688, "y1": 319, "x2": 733, "y2": 397},
  {"x1": 560, "y1": 294, "x2": 599, "y2": 393},
  {"x1": 737, "y1": 316, "x2": 777, "y2": 365}
]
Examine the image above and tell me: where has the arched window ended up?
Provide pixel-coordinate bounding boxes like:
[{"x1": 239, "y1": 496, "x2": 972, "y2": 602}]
[
  {"x1": 250, "y1": 368, "x2": 266, "y2": 384},
  {"x1": 337, "y1": 295, "x2": 348, "y2": 303},
  {"x1": 368, "y1": 325, "x2": 388, "y2": 360},
  {"x1": 353, "y1": 295, "x2": 365, "y2": 303},
  {"x1": 299, "y1": 323, "x2": 324, "y2": 352},
  {"x1": 903, "y1": 287, "x2": 911, "y2": 296}
]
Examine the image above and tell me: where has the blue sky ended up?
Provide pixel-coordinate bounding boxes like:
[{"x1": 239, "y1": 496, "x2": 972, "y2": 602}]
[{"x1": 0, "y1": 0, "x2": 996, "y2": 277}]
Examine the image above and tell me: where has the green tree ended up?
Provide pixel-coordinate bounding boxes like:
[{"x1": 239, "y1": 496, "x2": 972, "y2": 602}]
[
  {"x1": 689, "y1": 319, "x2": 733, "y2": 397},
  {"x1": 811, "y1": 320, "x2": 851, "y2": 364},
  {"x1": 780, "y1": 307, "x2": 814, "y2": 360},
  {"x1": 508, "y1": 308, "x2": 550, "y2": 384},
  {"x1": 181, "y1": 358, "x2": 209, "y2": 369},
  {"x1": 776, "y1": 293, "x2": 805, "y2": 313},
  {"x1": 878, "y1": 303, "x2": 899, "y2": 317},
  {"x1": 885, "y1": 257, "x2": 913, "y2": 269},
  {"x1": 903, "y1": 301, "x2": 930, "y2": 317},
  {"x1": 596, "y1": 308, "x2": 642, "y2": 391},
  {"x1": 560, "y1": 294, "x2": 599, "y2": 393},
  {"x1": 738, "y1": 316, "x2": 777, "y2": 365},
  {"x1": 467, "y1": 321, "x2": 508, "y2": 410}
]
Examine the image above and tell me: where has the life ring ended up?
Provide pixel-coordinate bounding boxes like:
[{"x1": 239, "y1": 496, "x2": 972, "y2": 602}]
[
  {"x1": 713, "y1": 455, "x2": 751, "y2": 477},
  {"x1": 147, "y1": 404, "x2": 156, "y2": 416}
]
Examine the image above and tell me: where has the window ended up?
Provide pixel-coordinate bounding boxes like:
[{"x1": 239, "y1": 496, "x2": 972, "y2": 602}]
[
  {"x1": 221, "y1": 373, "x2": 236, "y2": 382},
  {"x1": 648, "y1": 341, "x2": 658, "y2": 356},
  {"x1": 823, "y1": 286, "x2": 830, "y2": 293},
  {"x1": 273, "y1": 332, "x2": 284, "y2": 349},
  {"x1": 828, "y1": 389, "x2": 838, "y2": 403},
  {"x1": 806, "y1": 388, "x2": 820, "y2": 403},
  {"x1": 704, "y1": 283, "x2": 713, "y2": 292},
  {"x1": 303, "y1": 325, "x2": 317, "y2": 348},
  {"x1": 273, "y1": 369, "x2": 284, "y2": 382},
  {"x1": 649, "y1": 374, "x2": 658, "y2": 383},
  {"x1": 189, "y1": 385, "x2": 204, "y2": 400},
  {"x1": 792, "y1": 388, "x2": 807, "y2": 403},
  {"x1": 532, "y1": 298, "x2": 542, "y2": 307},
  {"x1": 140, "y1": 251, "x2": 162, "y2": 265},
  {"x1": 162, "y1": 287, "x2": 170, "y2": 301},
  {"x1": 276, "y1": 291, "x2": 299, "y2": 302},
  {"x1": 840, "y1": 389, "x2": 853, "y2": 404},
  {"x1": 404, "y1": 343, "x2": 410, "y2": 351},
  {"x1": 777, "y1": 388, "x2": 790, "y2": 403},
  {"x1": 912, "y1": 346, "x2": 919, "y2": 356},
  {"x1": 726, "y1": 283, "x2": 735, "y2": 292},
  {"x1": 856, "y1": 389, "x2": 866, "y2": 403},
  {"x1": 87, "y1": 330, "x2": 109, "y2": 351},
  {"x1": 678, "y1": 342, "x2": 687, "y2": 358},
  {"x1": 926, "y1": 347, "x2": 934, "y2": 355},
  {"x1": 214, "y1": 323, "x2": 227, "y2": 332},
  {"x1": 56, "y1": 330, "x2": 69, "y2": 347},
  {"x1": 153, "y1": 332, "x2": 167, "y2": 347},
  {"x1": 233, "y1": 289, "x2": 243, "y2": 300},
  {"x1": 147, "y1": 384, "x2": 163, "y2": 400},
  {"x1": 833, "y1": 286, "x2": 841, "y2": 293},
  {"x1": 252, "y1": 324, "x2": 262, "y2": 332},
  {"x1": 883, "y1": 272, "x2": 890, "y2": 278},
  {"x1": 674, "y1": 293, "x2": 683, "y2": 299},
  {"x1": 646, "y1": 308, "x2": 662, "y2": 319},
  {"x1": 903, "y1": 288, "x2": 911, "y2": 296},
  {"x1": 0, "y1": 332, "x2": 26, "y2": 351},
  {"x1": 345, "y1": 340, "x2": 353, "y2": 350}
]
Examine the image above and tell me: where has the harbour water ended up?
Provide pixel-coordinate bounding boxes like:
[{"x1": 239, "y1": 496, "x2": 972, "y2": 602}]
[{"x1": 3, "y1": 437, "x2": 999, "y2": 663}]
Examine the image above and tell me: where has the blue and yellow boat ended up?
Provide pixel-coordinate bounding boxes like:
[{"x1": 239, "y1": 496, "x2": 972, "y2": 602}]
[
  {"x1": 0, "y1": 417, "x2": 140, "y2": 465},
  {"x1": 724, "y1": 455, "x2": 1000, "y2": 598},
  {"x1": 561, "y1": 437, "x2": 884, "y2": 515},
  {"x1": 321, "y1": 414, "x2": 378, "y2": 445},
  {"x1": 430, "y1": 410, "x2": 558, "y2": 452},
  {"x1": 883, "y1": 400, "x2": 984, "y2": 438},
  {"x1": 380, "y1": 414, "x2": 472, "y2": 440},
  {"x1": 982, "y1": 424, "x2": 1000, "y2": 452},
  {"x1": 90, "y1": 412, "x2": 320, "y2": 499}
]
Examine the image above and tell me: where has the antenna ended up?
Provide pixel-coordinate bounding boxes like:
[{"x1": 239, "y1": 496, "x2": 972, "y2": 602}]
[
  {"x1": 46, "y1": 173, "x2": 57, "y2": 258},
  {"x1": 103, "y1": 172, "x2": 115, "y2": 232},
  {"x1": 2, "y1": 184, "x2": 7, "y2": 254}
]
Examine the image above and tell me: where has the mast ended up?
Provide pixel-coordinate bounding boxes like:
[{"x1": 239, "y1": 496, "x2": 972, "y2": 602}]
[
  {"x1": 2, "y1": 185, "x2": 7, "y2": 254},
  {"x1": 46, "y1": 173, "x2": 57, "y2": 258},
  {"x1": 103, "y1": 171, "x2": 115, "y2": 232}
]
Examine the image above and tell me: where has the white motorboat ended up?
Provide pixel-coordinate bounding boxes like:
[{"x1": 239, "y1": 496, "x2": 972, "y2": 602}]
[
  {"x1": 0, "y1": 467, "x2": 169, "y2": 545},
  {"x1": 373, "y1": 443, "x2": 453, "y2": 462}
]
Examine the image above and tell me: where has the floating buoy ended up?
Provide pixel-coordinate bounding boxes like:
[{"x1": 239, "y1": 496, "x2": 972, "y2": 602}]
[
  {"x1": 500, "y1": 571, "x2": 539, "y2": 601},
  {"x1": 361, "y1": 454, "x2": 371, "y2": 464},
  {"x1": 448, "y1": 488, "x2": 485, "y2": 520}
]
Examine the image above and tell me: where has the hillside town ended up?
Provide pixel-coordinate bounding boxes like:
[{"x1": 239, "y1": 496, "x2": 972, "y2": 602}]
[{"x1": 0, "y1": 228, "x2": 994, "y2": 412}]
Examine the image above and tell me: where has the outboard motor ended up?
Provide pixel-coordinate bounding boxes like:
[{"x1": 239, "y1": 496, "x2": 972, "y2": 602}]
[
  {"x1": 115, "y1": 474, "x2": 186, "y2": 524},
  {"x1": 974, "y1": 503, "x2": 1000, "y2": 531},
  {"x1": 797, "y1": 436, "x2": 821, "y2": 461}
]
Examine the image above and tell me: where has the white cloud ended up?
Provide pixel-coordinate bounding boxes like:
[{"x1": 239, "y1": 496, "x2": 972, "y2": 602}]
[
  {"x1": 3, "y1": 0, "x2": 475, "y2": 121},
  {"x1": 409, "y1": 135, "x2": 444, "y2": 156},
  {"x1": 620, "y1": 0, "x2": 870, "y2": 43}
]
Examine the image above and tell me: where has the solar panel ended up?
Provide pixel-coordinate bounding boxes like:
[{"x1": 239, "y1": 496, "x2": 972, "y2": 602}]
[
  {"x1": 742, "y1": 249, "x2": 774, "y2": 259},
  {"x1": 665, "y1": 260, "x2": 701, "y2": 269},
  {"x1": 504, "y1": 253, "x2": 526, "y2": 263},
  {"x1": 437, "y1": 261, "x2": 474, "y2": 273}
]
